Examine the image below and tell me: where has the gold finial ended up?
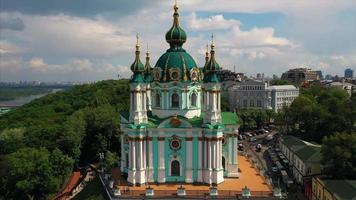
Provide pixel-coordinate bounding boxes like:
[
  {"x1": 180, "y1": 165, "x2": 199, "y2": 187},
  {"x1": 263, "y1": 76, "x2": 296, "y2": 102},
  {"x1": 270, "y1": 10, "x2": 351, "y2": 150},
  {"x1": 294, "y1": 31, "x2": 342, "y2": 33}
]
[
  {"x1": 136, "y1": 33, "x2": 140, "y2": 50},
  {"x1": 174, "y1": 0, "x2": 178, "y2": 10},
  {"x1": 146, "y1": 43, "x2": 149, "y2": 56},
  {"x1": 205, "y1": 44, "x2": 209, "y2": 62},
  {"x1": 211, "y1": 33, "x2": 215, "y2": 49}
]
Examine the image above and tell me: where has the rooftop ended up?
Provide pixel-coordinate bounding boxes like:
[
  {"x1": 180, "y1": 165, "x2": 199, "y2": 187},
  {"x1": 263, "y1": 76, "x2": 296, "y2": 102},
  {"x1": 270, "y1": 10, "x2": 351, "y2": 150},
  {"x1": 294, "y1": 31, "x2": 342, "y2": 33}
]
[
  {"x1": 120, "y1": 111, "x2": 240, "y2": 128},
  {"x1": 268, "y1": 85, "x2": 298, "y2": 90},
  {"x1": 320, "y1": 178, "x2": 356, "y2": 200},
  {"x1": 280, "y1": 136, "x2": 322, "y2": 163}
]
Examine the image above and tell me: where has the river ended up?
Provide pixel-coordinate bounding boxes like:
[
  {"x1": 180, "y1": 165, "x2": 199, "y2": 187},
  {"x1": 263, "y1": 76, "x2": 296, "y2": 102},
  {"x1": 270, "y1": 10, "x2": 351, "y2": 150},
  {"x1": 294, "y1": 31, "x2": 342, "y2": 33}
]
[{"x1": 0, "y1": 89, "x2": 62, "y2": 107}]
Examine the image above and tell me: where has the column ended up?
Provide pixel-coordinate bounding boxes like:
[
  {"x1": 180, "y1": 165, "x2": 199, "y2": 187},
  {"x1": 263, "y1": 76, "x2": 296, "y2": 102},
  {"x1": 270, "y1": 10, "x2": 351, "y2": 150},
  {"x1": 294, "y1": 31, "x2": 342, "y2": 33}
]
[
  {"x1": 228, "y1": 137, "x2": 232, "y2": 164},
  {"x1": 128, "y1": 141, "x2": 132, "y2": 169},
  {"x1": 158, "y1": 138, "x2": 165, "y2": 183},
  {"x1": 132, "y1": 141, "x2": 136, "y2": 169},
  {"x1": 185, "y1": 138, "x2": 193, "y2": 183},
  {"x1": 198, "y1": 138, "x2": 203, "y2": 182},
  {"x1": 208, "y1": 140, "x2": 212, "y2": 170},
  {"x1": 143, "y1": 139, "x2": 146, "y2": 169},
  {"x1": 148, "y1": 138, "x2": 153, "y2": 182},
  {"x1": 203, "y1": 139, "x2": 207, "y2": 169}
]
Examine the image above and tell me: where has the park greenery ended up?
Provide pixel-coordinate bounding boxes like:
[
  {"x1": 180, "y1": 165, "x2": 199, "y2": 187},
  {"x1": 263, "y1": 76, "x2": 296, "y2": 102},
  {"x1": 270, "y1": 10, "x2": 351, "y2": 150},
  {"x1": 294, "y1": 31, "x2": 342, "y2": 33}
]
[
  {"x1": 276, "y1": 86, "x2": 356, "y2": 179},
  {"x1": 0, "y1": 80, "x2": 129, "y2": 200},
  {"x1": 276, "y1": 86, "x2": 355, "y2": 142}
]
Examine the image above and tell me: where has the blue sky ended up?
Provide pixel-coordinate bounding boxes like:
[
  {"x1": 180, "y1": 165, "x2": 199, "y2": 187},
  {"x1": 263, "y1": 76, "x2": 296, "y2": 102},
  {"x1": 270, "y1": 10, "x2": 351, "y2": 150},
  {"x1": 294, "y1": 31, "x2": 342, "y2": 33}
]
[{"x1": 0, "y1": 0, "x2": 355, "y2": 82}]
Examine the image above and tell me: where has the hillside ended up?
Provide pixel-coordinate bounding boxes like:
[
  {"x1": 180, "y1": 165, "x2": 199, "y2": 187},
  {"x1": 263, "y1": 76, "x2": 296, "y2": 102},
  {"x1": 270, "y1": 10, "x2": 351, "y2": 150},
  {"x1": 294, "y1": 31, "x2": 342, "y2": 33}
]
[{"x1": 0, "y1": 79, "x2": 130, "y2": 200}]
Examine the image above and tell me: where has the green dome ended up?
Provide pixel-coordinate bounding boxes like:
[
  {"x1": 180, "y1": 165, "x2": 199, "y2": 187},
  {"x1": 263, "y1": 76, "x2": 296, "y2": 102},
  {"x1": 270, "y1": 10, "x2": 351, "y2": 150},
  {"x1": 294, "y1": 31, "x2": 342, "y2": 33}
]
[
  {"x1": 204, "y1": 43, "x2": 221, "y2": 83},
  {"x1": 165, "y1": 4, "x2": 187, "y2": 48},
  {"x1": 153, "y1": 3, "x2": 198, "y2": 82},
  {"x1": 130, "y1": 44, "x2": 145, "y2": 72},
  {"x1": 144, "y1": 52, "x2": 153, "y2": 82},
  {"x1": 155, "y1": 48, "x2": 197, "y2": 82}
]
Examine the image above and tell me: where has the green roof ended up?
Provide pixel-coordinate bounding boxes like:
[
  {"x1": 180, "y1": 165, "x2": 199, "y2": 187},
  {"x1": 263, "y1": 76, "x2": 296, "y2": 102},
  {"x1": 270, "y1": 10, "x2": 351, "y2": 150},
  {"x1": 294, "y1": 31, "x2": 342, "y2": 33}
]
[
  {"x1": 130, "y1": 73, "x2": 145, "y2": 83},
  {"x1": 204, "y1": 72, "x2": 220, "y2": 83},
  {"x1": 295, "y1": 145, "x2": 321, "y2": 163},
  {"x1": 322, "y1": 179, "x2": 356, "y2": 200},
  {"x1": 281, "y1": 136, "x2": 321, "y2": 163},
  {"x1": 120, "y1": 111, "x2": 239, "y2": 128},
  {"x1": 221, "y1": 112, "x2": 240, "y2": 125}
]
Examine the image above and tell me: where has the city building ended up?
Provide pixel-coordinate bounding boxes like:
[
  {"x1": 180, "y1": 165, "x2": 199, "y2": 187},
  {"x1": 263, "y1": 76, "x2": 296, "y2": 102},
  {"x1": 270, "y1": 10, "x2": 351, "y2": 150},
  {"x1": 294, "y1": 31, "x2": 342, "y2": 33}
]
[
  {"x1": 228, "y1": 80, "x2": 299, "y2": 112},
  {"x1": 325, "y1": 81, "x2": 355, "y2": 96},
  {"x1": 279, "y1": 136, "x2": 322, "y2": 185},
  {"x1": 344, "y1": 68, "x2": 354, "y2": 78},
  {"x1": 216, "y1": 69, "x2": 241, "y2": 82},
  {"x1": 315, "y1": 71, "x2": 323, "y2": 80},
  {"x1": 119, "y1": 3, "x2": 239, "y2": 186},
  {"x1": 312, "y1": 177, "x2": 356, "y2": 200},
  {"x1": 269, "y1": 85, "x2": 299, "y2": 112},
  {"x1": 228, "y1": 80, "x2": 271, "y2": 110},
  {"x1": 281, "y1": 68, "x2": 319, "y2": 84}
]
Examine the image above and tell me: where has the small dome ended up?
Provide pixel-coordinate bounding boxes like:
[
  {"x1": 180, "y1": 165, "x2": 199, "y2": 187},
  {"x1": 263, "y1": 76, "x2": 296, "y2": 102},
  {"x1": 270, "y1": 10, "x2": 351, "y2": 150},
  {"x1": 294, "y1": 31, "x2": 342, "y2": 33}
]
[
  {"x1": 144, "y1": 51, "x2": 153, "y2": 82},
  {"x1": 130, "y1": 36, "x2": 145, "y2": 83},
  {"x1": 130, "y1": 44, "x2": 145, "y2": 72},
  {"x1": 204, "y1": 42, "x2": 221, "y2": 83},
  {"x1": 165, "y1": 4, "x2": 187, "y2": 48}
]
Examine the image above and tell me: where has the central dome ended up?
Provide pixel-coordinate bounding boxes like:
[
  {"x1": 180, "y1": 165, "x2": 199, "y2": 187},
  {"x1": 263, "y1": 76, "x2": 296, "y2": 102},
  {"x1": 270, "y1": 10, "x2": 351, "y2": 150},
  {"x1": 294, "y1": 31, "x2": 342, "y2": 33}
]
[{"x1": 154, "y1": 3, "x2": 198, "y2": 82}]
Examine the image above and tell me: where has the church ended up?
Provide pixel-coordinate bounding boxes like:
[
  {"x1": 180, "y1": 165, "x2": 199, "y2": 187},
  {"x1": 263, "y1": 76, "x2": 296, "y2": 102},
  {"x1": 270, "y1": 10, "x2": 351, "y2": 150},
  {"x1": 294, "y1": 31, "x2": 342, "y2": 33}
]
[{"x1": 120, "y1": 2, "x2": 239, "y2": 185}]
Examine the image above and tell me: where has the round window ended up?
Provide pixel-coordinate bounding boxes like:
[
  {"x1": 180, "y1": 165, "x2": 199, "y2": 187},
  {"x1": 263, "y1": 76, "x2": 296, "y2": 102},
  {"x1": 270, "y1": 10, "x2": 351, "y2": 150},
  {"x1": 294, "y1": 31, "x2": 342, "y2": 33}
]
[
  {"x1": 154, "y1": 71, "x2": 160, "y2": 81},
  {"x1": 171, "y1": 71, "x2": 179, "y2": 80},
  {"x1": 170, "y1": 139, "x2": 181, "y2": 150}
]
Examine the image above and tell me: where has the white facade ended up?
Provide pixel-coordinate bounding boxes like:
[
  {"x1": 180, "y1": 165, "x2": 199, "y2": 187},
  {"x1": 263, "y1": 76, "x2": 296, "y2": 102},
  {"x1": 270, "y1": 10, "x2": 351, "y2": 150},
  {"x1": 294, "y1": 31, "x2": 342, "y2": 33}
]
[
  {"x1": 228, "y1": 80, "x2": 299, "y2": 112},
  {"x1": 269, "y1": 85, "x2": 299, "y2": 112}
]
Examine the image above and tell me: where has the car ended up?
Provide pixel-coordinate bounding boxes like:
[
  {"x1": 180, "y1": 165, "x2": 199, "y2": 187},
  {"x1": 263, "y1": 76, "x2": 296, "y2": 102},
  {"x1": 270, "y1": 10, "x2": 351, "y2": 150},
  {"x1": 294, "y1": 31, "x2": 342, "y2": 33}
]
[
  {"x1": 249, "y1": 137, "x2": 257, "y2": 142},
  {"x1": 238, "y1": 143, "x2": 244, "y2": 151},
  {"x1": 271, "y1": 166, "x2": 278, "y2": 173},
  {"x1": 255, "y1": 144, "x2": 262, "y2": 152}
]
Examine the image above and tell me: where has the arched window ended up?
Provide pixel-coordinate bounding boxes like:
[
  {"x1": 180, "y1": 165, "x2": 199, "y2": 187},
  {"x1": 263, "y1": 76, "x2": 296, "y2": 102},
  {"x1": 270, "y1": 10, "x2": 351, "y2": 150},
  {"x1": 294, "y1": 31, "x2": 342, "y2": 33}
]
[
  {"x1": 155, "y1": 93, "x2": 161, "y2": 107},
  {"x1": 191, "y1": 92, "x2": 197, "y2": 107},
  {"x1": 171, "y1": 160, "x2": 180, "y2": 176},
  {"x1": 171, "y1": 93, "x2": 179, "y2": 108}
]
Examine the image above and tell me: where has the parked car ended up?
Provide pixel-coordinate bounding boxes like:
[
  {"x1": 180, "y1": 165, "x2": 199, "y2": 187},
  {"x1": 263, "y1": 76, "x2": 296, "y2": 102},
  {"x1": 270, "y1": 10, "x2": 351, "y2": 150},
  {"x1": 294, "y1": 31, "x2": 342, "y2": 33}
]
[
  {"x1": 238, "y1": 143, "x2": 244, "y2": 151},
  {"x1": 249, "y1": 137, "x2": 257, "y2": 142},
  {"x1": 238, "y1": 135, "x2": 244, "y2": 140},
  {"x1": 256, "y1": 144, "x2": 262, "y2": 152},
  {"x1": 271, "y1": 166, "x2": 278, "y2": 173}
]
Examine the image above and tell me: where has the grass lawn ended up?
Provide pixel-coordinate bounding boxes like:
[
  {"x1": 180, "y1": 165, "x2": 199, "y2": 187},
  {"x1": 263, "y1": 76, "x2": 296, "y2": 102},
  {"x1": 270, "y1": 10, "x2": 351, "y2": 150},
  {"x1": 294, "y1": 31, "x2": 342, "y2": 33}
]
[{"x1": 73, "y1": 176, "x2": 109, "y2": 200}]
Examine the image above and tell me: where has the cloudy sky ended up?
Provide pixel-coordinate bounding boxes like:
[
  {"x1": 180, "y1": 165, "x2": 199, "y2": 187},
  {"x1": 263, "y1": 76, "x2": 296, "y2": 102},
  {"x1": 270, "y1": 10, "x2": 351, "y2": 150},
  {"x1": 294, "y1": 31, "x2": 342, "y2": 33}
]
[{"x1": 1, "y1": 0, "x2": 356, "y2": 82}]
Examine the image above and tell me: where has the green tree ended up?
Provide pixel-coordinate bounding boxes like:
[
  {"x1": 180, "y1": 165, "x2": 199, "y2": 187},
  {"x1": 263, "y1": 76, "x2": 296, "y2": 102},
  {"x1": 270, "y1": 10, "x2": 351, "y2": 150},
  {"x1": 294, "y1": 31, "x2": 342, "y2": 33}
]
[
  {"x1": 321, "y1": 132, "x2": 356, "y2": 179},
  {"x1": 4, "y1": 148, "x2": 73, "y2": 200},
  {"x1": 104, "y1": 151, "x2": 118, "y2": 170},
  {"x1": 270, "y1": 79, "x2": 291, "y2": 85},
  {"x1": 0, "y1": 128, "x2": 25, "y2": 154}
]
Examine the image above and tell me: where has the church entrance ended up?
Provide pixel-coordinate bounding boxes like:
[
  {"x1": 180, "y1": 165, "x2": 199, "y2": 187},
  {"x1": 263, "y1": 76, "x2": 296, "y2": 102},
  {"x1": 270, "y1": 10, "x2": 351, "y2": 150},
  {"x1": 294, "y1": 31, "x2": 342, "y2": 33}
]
[
  {"x1": 222, "y1": 156, "x2": 226, "y2": 170},
  {"x1": 171, "y1": 160, "x2": 180, "y2": 176}
]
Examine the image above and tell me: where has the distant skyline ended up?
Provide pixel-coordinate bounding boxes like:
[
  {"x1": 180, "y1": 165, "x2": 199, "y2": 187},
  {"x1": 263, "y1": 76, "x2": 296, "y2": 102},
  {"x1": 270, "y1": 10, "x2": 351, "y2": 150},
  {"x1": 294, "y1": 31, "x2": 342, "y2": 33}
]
[{"x1": 1, "y1": 0, "x2": 356, "y2": 82}]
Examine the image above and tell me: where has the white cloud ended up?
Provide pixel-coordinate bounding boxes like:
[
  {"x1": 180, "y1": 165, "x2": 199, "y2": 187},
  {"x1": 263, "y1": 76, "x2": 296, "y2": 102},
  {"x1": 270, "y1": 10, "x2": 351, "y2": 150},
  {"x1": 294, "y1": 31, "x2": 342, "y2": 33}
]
[
  {"x1": 0, "y1": 40, "x2": 22, "y2": 54},
  {"x1": 189, "y1": 12, "x2": 241, "y2": 30},
  {"x1": 1, "y1": 13, "x2": 136, "y2": 58},
  {"x1": 1, "y1": 0, "x2": 356, "y2": 80}
]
